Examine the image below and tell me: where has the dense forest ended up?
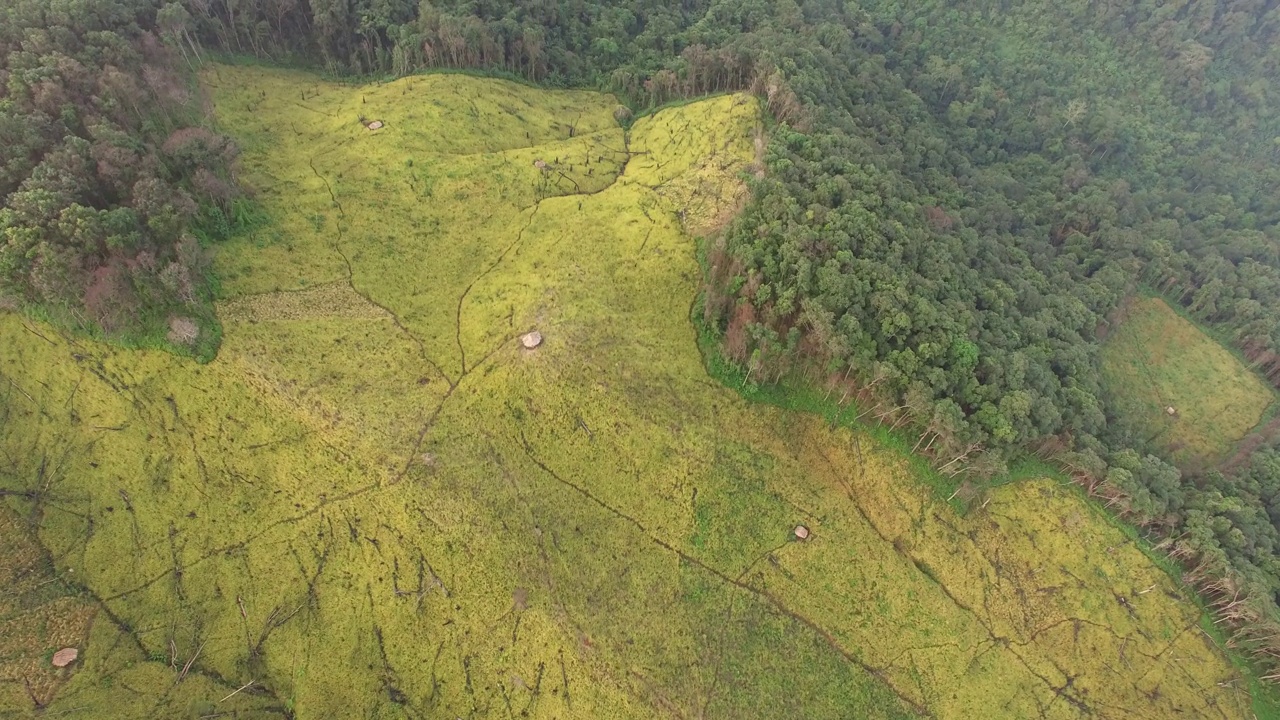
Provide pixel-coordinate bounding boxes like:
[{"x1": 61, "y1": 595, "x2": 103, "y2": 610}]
[
  {"x1": 6, "y1": 0, "x2": 1280, "y2": 678},
  {"x1": 0, "y1": 0, "x2": 244, "y2": 355}
]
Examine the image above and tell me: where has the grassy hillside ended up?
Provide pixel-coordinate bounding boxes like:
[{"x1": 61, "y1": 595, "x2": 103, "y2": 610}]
[
  {"x1": 0, "y1": 65, "x2": 1259, "y2": 718},
  {"x1": 1101, "y1": 296, "x2": 1274, "y2": 467}
]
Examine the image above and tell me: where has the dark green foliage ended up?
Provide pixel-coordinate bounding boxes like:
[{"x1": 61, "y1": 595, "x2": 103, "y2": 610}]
[
  {"x1": 1213, "y1": 453, "x2": 1280, "y2": 595},
  {"x1": 0, "y1": 0, "x2": 239, "y2": 353},
  {"x1": 706, "y1": 1, "x2": 1280, "y2": 461}
]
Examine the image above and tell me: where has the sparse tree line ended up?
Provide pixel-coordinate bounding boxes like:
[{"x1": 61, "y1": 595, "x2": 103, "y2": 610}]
[{"x1": 9, "y1": 0, "x2": 1280, "y2": 682}]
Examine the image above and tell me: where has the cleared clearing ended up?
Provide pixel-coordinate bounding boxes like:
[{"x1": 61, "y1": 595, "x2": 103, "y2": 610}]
[
  {"x1": 0, "y1": 65, "x2": 1256, "y2": 718},
  {"x1": 1101, "y1": 296, "x2": 1274, "y2": 467}
]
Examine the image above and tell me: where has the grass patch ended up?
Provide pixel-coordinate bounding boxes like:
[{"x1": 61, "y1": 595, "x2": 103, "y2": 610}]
[{"x1": 1101, "y1": 295, "x2": 1275, "y2": 467}]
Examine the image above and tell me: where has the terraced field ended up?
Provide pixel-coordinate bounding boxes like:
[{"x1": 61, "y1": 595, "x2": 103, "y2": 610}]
[{"x1": 0, "y1": 65, "x2": 1256, "y2": 718}]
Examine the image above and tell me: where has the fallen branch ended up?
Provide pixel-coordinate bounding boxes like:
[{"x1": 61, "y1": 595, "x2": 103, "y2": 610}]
[
  {"x1": 219, "y1": 679, "x2": 256, "y2": 703},
  {"x1": 177, "y1": 640, "x2": 206, "y2": 684}
]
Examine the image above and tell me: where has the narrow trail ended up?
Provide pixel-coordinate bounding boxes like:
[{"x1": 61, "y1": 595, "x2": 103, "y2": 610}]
[
  {"x1": 454, "y1": 204, "x2": 542, "y2": 376},
  {"x1": 309, "y1": 147, "x2": 456, "y2": 388}
]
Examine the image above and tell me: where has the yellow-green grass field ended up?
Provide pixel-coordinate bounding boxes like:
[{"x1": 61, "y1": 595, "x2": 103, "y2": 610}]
[
  {"x1": 1101, "y1": 296, "x2": 1274, "y2": 467},
  {"x1": 0, "y1": 64, "x2": 1258, "y2": 718}
]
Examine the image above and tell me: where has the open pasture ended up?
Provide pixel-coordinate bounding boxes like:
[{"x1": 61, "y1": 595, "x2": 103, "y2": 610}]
[{"x1": 1101, "y1": 296, "x2": 1274, "y2": 468}]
